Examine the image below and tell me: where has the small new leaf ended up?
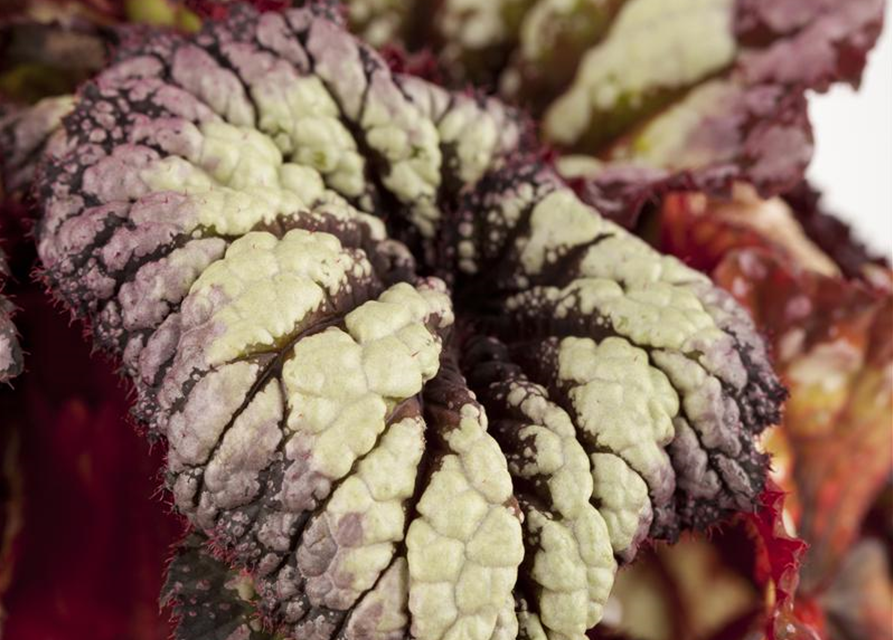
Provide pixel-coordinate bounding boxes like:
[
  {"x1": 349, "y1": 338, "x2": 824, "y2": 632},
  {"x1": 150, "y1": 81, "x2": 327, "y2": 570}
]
[{"x1": 163, "y1": 533, "x2": 274, "y2": 640}]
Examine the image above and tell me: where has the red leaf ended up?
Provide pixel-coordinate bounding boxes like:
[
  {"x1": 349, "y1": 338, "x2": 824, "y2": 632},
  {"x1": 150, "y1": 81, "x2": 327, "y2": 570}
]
[
  {"x1": 0, "y1": 288, "x2": 185, "y2": 640},
  {"x1": 743, "y1": 482, "x2": 816, "y2": 640}
]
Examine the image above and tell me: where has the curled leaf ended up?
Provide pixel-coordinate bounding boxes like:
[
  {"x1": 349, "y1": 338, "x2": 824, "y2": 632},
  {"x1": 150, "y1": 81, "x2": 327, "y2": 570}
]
[
  {"x1": 653, "y1": 175, "x2": 893, "y2": 640},
  {"x1": 781, "y1": 182, "x2": 890, "y2": 280},
  {"x1": 34, "y1": 5, "x2": 783, "y2": 638},
  {"x1": 660, "y1": 185, "x2": 892, "y2": 599},
  {"x1": 658, "y1": 185, "x2": 841, "y2": 278}
]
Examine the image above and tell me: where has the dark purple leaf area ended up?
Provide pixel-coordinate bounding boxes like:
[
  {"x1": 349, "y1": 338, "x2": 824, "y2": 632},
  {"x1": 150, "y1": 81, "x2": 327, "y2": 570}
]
[{"x1": 782, "y1": 182, "x2": 890, "y2": 279}]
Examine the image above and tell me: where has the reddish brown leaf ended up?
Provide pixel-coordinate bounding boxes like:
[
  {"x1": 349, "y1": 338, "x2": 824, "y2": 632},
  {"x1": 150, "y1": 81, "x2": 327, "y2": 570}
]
[
  {"x1": 0, "y1": 287, "x2": 185, "y2": 640},
  {"x1": 712, "y1": 247, "x2": 892, "y2": 592}
]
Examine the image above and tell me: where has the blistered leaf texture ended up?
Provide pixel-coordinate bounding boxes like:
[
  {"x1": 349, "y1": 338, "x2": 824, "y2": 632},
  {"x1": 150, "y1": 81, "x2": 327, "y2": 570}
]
[{"x1": 35, "y1": 5, "x2": 784, "y2": 638}]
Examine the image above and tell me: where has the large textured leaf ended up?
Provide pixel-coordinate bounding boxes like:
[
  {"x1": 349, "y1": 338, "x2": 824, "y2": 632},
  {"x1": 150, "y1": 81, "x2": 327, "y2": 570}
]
[{"x1": 31, "y1": 4, "x2": 784, "y2": 638}]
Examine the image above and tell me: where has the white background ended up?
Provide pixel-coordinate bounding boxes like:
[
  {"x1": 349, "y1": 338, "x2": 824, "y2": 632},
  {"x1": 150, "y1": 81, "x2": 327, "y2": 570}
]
[{"x1": 807, "y1": 12, "x2": 892, "y2": 260}]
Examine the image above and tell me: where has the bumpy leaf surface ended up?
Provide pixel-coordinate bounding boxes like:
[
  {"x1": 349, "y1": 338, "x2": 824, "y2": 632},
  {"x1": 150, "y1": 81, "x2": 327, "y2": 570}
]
[{"x1": 34, "y1": 5, "x2": 784, "y2": 639}]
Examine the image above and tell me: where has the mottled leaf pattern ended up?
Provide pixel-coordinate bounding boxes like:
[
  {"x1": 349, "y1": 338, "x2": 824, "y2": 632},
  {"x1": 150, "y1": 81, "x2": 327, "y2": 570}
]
[{"x1": 32, "y1": 5, "x2": 783, "y2": 639}]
